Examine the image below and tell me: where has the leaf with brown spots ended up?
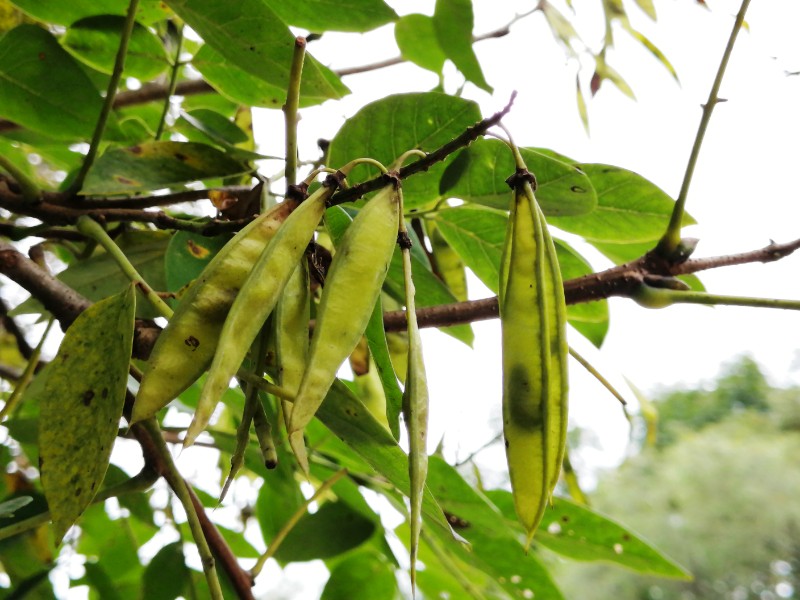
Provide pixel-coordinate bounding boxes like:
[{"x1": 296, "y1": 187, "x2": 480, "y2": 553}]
[
  {"x1": 81, "y1": 141, "x2": 249, "y2": 195},
  {"x1": 36, "y1": 285, "x2": 136, "y2": 544}
]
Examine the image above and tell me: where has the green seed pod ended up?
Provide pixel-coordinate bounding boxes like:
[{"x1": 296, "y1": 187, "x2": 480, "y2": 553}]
[
  {"x1": 185, "y1": 174, "x2": 344, "y2": 447},
  {"x1": 288, "y1": 179, "x2": 401, "y2": 472},
  {"x1": 400, "y1": 225, "x2": 430, "y2": 594},
  {"x1": 274, "y1": 259, "x2": 311, "y2": 430},
  {"x1": 501, "y1": 164, "x2": 568, "y2": 545},
  {"x1": 132, "y1": 199, "x2": 298, "y2": 424}
]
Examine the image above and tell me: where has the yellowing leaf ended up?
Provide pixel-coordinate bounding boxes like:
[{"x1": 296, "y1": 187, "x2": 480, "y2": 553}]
[{"x1": 37, "y1": 286, "x2": 136, "y2": 544}]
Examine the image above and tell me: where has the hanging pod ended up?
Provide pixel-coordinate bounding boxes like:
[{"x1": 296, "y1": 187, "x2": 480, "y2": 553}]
[
  {"x1": 398, "y1": 212, "x2": 430, "y2": 594},
  {"x1": 288, "y1": 177, "x2": 401, "y2": 473},
  {"x1": 500, "y1": 157, "x2": 569, "y2": 545},
  {"x1": 132, "y1": 198, "x2": 299, "y2": 424},
  {"x1": 184, "y1": 172, "x2": 346, "y2": 447}
]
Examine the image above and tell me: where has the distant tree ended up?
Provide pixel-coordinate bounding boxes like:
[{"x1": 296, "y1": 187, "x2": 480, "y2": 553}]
[{"x1": 558, "y1": 357, "x2": 800, "y2": 600}]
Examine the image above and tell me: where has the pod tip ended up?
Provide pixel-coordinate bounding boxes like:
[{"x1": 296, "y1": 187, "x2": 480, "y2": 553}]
[{"x1": 288, "y1": 430, "x2": 310, "y2": 476}]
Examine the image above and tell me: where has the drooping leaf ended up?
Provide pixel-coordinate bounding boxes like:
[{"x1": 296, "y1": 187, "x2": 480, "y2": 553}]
[
  {"x1": 395, "y1": 14, "x2": 447, "y2": 74},
  {"x1": 425, "y1": 457, "x2": 566, "y2": 600},
  {"x1": 315, "y1": 381, "x2": 452, "y2": 534},
  {"x1": 549, "y1": 164, "x2": 694, "y2": 243},
  {"x1": 321, "y1": 551, "x2": 397, "y2": 600},
  {"x1": 485, "y1": 489, "x2": 691, "y2": 579},
  {"x1": 165, "y1": 0, "x2": 348, "y2": 104},
  {"x1": 13, "y1": 231, "x2": 169, "y2": 320},
  {"x1": 327, "y1": 92, "x2": 482, "y2": 209},
  {"x1": 0, "y1": 25, "x2": 111, "y2": 140},
  {"x1": 263, "y1": 0, "x2": 397, "y2": 33},
  {"x1": 81, "y1": 141, "x2": 249, "y2": 194},
  {"x1": 440, "y1": 139, "x2": 597, "y2": 216},
  {"x1": 271, "y1": 501, "x2": 376, "y2": 563},
  {"x1": 37, "y1": 285, "x2": 136, "y2": 544},
  {"x1": 141, "y1": 542, "x2": 190, "y2": 600},
  {"x1": 432, "y1": 0, "x2": 491, "y2": 92},
  {"x1": 62, "y1": 16, "x2": 168, "y2": 80}
]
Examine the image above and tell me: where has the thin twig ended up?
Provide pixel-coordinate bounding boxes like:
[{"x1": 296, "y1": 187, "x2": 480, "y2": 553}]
[
  {"x1": 68, "y1": 0, "x2": 141, "y2": 196},
  {"x1": 658, "y1": 0, "x2": 751, "y2": 255},
  {"x1": 283, "y1": 37, "x2": 307, "y2": 188},
  {"x1": 155, "y1": 24, "x2": 185, "y2": 141}
]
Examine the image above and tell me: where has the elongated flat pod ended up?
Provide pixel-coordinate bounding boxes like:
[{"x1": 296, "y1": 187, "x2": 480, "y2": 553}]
[
  {"x1": 274, "y1": 259, "x2": 311, "y2": 429},
  {"x1": 288, "y1": 180, "x2": 400, "y2": 472},
  {"x1": 500, "y1": 168, "x2": 568, "y2": 544},
  {"x1": 185, "y1": 175, "x2": 343, "y2": 447},
  {"x1": 132, "y1": 199, "x2": 297, "y2": 424}
]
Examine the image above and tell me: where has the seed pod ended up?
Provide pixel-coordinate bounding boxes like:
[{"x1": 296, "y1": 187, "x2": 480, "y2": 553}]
[
  {"x1": 288, "y1": 178, "x2": 401, "y2": 472},
  {"x1": 274, "y1": 259, "x2": 311, "y2": 430},
  {"x1": 184, "y1": 174, "x2": 344, "y2": 447},
  {"x1": 500, "y1": 163, "x2": 568, "y2": 545},
  {"x1": 132, "y1": 198, "x2": 298, "y2": 424},
  {"x1": 400, "y1": 224, "x2": 429, "y2": 594}
]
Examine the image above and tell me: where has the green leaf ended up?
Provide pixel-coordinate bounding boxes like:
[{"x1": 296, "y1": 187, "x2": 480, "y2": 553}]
[
  {"x1": 192, "y1": 44, "x2": 344, "y2": 109},
  {"x1": 81, "y1": 562, "x2": 123, "y2": 600},
  {"x1": 165, "y1": 0, "x2": 348, "y2": 104},
  {"x1": 0, "y1": 25, "x2": 110, "y2": 140},
  {"x1": 179, "y1": 109, "x2": 249, "y2": 146},
  {"x1": 327, "y1": 92, "x2": 482, "y2": 209},
  {"x1": 141, "y1": 542, "x2": 190, "y2": 600},
  {"x1": 316, "y1": 381, "x2": 452, "y2": 534},
  {"x1": 440, "y1": 139, "x2": 598, "y2": 216},
  {"x1": 164, "y1": 229, "x2": 231, "y2": 294},
  {"x1": 321, "y1": 551, "x2": 397, "y2": 600},
  {"x1": 625, "y1": 27, "x2": 678, "y2": 80},
  {"x1": 429, "y1": 205, "x2": 506, "y2": 294},
  {"x1": 485, "y1": 489, "x2": 691, "y2": 579},
  {"x1": 633, "y1": 0, "x2": 657, "y2": 20},
  {"x1": 13, "y1": 231, "x2": 169, "y2": 320},
  {"x1": 37, "y1": 285, "x2": 136, "y2": 544},
  {"x1": 549, "y1": 164, "x2": 694, "y2": 243},
  {"x1": 216, "y1": 525, "x2": 260, "y2": 559},
  {"x1": 425, "y1": 457, "x2": 566, "y2": 600},
  {"x1": 432, "y1": 0, "x2": 491, "y2": 92},
  {"x1": 81, "y1": 141, "x2": 249, "y2": 194},
  {"x1": 255, "y1": 440, "x2": 305, "y2": 540},
  {"x1": 272, "y1": 501, "x2": 376, "y2": 563},
  {"x1": 553, "y1": 239, "x2": 609, "y2": 347},
  {"x1": 62, "y1": 16, "x2": 168, "y2": 80},
  {"x1": 10, "y1": 0, "x2": 169, "y2": 26},
  {"x1": 263, "y1": 0, "x2": 397, "y2": 33},
  {"x1": 384, "y1": 243, "x2": 474, "y2": 346},
  {"x1": 395, "y1": 14, "x2": 446, "y2": 74}
]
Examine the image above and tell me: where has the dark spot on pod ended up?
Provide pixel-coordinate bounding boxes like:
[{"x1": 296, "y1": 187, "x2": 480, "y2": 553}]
[
  {"x1": 38, "y1": 456, "x2": 44, "y2": 469},
  {"x1": 83, "y1": 390, "x2": 94, "y2": 406},
  {"x1": 74, "y1": 487, "x2": 82, "y2": 497},
  {"x1": 114, "y1": 175, "x2": 136, "y2": 185},
  {"x1": 561, "y1": 515, "x2": 570, "y2": 522},
  {"x1": 101, "y1": 388, "x2": 108, "y2": 399},
  {"x1": 504, "y1": 437, "x2": 510, "y2": 449},
  {"x1": 130, "y1": 145, "x2": 142, "y2": 154},
  {"x1": 38, "y1": 52, "x2": 46, "y2": 61},
  {"x1": 175, "y1": 153, "x2": 188, "y2": 162},
  {"x1": 185, "y1": 336, "x2": 200, "y2": 350},
  {"x1": 265, "y1": 459, "x2": 278, "y2": 470},
  {"x1": 570, "y1": 185, "x2": 586, "y2": 193},
  {"x1": 622, "y1": 534, "x2": 630, "y2": 541}
]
